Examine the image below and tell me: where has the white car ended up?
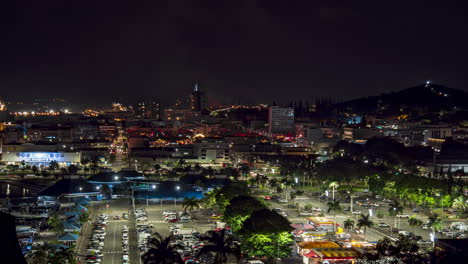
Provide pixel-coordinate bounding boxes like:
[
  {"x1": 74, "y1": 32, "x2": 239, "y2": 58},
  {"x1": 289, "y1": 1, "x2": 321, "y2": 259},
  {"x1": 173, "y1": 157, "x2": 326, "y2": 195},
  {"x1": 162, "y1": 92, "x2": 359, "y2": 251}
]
[
  {"x1": 278, "y1": 199, "x2": 288, "y2": 203},
  {"x1": 312, "y1": 207, "x2": 322, "y2": 212},
  {"x1": 352, "y1": 211, "x2": 362, "y2": 215},
  {"x1": 122, "y1": 233, "x2": 128, "y2": 240},
  {"x1": 300, "y1": 211, "x2": 314, "y2": 216},
  {"x1": 163, "y1": 210, "x2": 176, "y2": 216},
  {"x1": 396, "y1": 214, "x2": 410, "y2": 218},
  {"x1": 417, "y1": 240, "x2": 432, "y2": 245}
]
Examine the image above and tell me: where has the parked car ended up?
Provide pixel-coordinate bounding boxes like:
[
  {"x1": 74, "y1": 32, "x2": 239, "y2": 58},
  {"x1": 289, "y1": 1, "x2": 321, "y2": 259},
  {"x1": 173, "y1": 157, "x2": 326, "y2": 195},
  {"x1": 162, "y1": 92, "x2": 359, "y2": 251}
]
[
  {"x1": 417, "y1": 240, "x2": 432, "y2": 245},
  {"x1": 300, "y1": 211, "x2": 314, "y2": 216},
  {"x1": 396, "y1": 214, "x2": 410, "y2": 218},
  {"x1": 378, "y1": 223, "x2": 390, "y2": 228},
  {"x1": 352, "y1": 211, "x2": 362, "y2": 215}
]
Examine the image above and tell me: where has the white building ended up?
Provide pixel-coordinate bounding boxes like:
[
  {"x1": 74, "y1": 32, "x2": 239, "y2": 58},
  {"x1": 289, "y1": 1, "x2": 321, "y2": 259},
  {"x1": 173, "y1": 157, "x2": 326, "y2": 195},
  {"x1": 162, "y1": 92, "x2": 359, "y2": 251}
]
[{"x1": 268, "y1": 106, "x2": 294, "y2": 134}]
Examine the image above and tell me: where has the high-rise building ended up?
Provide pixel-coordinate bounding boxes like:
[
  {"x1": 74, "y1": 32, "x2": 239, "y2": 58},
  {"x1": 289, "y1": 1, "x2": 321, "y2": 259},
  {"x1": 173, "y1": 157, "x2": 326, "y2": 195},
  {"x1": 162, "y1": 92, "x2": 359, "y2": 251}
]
[
  {"x1": 268, "y1": 106, "x2": 295, "y2": 134},
  {"x1": 190, "y1": 83, "x2": 205, "y2": 111},
  {"x1": 150, "y1": 99, "x2": 161, "y2": 119},
  {"x1": 0, "y1": 98, "x2": 8, "y2": 122},
  {"x1": 134, "y1": 100, "x2": 147, "y2": 118},
  {"x1": 134, "y1": 98, "x2": 160, "y2": 119}
]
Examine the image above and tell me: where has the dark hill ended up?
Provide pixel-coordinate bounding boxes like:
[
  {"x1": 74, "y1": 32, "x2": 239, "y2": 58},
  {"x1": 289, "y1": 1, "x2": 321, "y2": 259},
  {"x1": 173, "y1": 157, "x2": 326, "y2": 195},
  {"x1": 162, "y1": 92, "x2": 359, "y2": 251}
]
[{"x1": 337, "y1": 83, "x2": 468, "y2": 115}]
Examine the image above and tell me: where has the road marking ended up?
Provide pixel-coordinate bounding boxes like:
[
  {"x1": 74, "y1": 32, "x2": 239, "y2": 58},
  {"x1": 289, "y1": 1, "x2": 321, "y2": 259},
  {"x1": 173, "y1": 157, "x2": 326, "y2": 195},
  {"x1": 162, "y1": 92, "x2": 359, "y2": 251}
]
[{"x1": 112, "y1": 221, "x2": 117, "y2": 264}]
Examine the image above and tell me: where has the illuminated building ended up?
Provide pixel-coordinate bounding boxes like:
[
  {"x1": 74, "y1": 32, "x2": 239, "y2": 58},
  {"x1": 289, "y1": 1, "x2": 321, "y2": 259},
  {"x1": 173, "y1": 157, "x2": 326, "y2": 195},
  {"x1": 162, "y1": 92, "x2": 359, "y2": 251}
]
[
  {"x1": 0, "y1": 98, "x2": 9, "y2": 121},
  {"x1": 268, "y1": 106, "x2": 294, "y2": 134},
  {"x1": 194, "y1": 137, "x2": 230, "y2": 163},
  {"x1": 2, "y1": 151, "x2": 81, "y2": 166},
  {"x1": 134, "y1": 98, "x2": 160, "y2": 119},
  {"x1": 190, "y1": 83, "x2": 205, "y2": 111}
]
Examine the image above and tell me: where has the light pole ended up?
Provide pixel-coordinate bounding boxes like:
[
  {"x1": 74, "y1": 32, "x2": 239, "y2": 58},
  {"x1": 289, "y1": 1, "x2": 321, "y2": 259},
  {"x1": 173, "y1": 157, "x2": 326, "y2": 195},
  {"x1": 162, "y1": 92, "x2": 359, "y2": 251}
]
[
  {"x1": 175, "y1": 185, "x2": 180, "y2": 208},
  {"x1": 393, "y1": 208, "x2": 397, "y2": 229}
]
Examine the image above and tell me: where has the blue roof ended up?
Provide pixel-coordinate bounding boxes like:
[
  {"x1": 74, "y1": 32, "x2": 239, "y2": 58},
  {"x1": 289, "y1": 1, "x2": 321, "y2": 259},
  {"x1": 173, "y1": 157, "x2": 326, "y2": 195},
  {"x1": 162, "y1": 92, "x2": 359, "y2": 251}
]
[
  {"x1": 63, "y1": 222, "x2": 81, "y2": 231},
  {"x1": 58, "y1": 233, "x2": 79, "y2": 241},
  {"x1": 37, "y1": 179, "x2": 99, "y2": 197},
  {"x1": 133, "y1": 182, "x2": 203, "y2": 200},
  {"x1": 50, "y1": 244, "x2": 69, "y2": 250},
  {"x1": 65, "y1": 211, "x2": 80, "y2": 217},
  {"x1": 75, "y1": 204, "x2": 88, "y2": 212},
  {"x1": 75, "y1": 197, "x2": 91, "y2": 205},
  {"x1": 87, "y1": 172, "x2": 127, "y2": 183}
]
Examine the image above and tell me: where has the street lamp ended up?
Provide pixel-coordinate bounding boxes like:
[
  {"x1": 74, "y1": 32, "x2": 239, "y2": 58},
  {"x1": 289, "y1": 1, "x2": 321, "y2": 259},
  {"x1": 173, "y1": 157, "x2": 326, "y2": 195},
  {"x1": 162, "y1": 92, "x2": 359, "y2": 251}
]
[
  {"x1": 114, "y1": 176, "x2": 119, "y2": 180},
  {"x1": 175, "y1": 185, "x2": 180, "y2": 208},
  {"x1": 79, "y1": 187, "x2": 83, "y2": 192}
]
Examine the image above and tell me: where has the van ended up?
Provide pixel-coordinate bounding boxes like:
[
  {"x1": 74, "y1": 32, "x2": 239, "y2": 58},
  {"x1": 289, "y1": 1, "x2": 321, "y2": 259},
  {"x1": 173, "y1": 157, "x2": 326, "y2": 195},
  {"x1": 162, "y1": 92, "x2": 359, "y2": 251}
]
[{"x1": 398, "y1": 231, "x2": 410, "y2": 237}]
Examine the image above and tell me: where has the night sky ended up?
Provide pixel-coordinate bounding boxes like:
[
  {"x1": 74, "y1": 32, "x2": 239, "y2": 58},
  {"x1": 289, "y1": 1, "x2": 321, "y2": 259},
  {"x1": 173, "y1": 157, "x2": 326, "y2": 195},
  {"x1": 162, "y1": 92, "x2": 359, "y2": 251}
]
[{"x1": 1, "y1": 1, "x2": 467, "y2": 105}]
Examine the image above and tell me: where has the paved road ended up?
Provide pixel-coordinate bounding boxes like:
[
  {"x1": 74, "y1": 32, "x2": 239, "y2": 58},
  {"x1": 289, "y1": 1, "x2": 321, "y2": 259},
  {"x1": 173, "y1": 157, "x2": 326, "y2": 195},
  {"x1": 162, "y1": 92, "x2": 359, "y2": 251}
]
[{"x1": 103, "y1": 199, "x2": 132, "y2": 264}]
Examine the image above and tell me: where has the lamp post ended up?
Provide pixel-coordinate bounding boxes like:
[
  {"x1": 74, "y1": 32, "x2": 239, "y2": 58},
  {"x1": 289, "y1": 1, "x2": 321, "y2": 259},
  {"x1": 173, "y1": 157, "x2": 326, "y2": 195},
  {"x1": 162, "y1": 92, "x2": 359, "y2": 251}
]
[
  {"x1": 393, "y1": 208, "x2": 397, "y2": 229},
  {"x1": 175, "y1": 185, "x2": 180, "y2": 208}
]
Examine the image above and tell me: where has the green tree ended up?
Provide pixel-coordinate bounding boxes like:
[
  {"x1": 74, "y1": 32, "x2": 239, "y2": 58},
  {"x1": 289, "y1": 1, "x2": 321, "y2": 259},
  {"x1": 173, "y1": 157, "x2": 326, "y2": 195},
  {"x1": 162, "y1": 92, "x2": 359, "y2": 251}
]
[
  {"x1": 47, "y1": 213, "x2": 64, "y2": 235},
  {"x1": 50, "y1": 245, "x2": 77, "y2": 264},
  {"x1": 327, "y1": 200, "x2": 342, "y2": 232},
  {"x1": 142, "y1": 232, "x2": 183, "y2": 264},
  {"x1": 389, "y1": 200, "x2": 404, "y2": 228},
  {"x1": 78, "y1": 211, "x2": 90, "y2": 233},
  {"x1": 304, "y1": 204, "x2": 313, "y2": 212},
  {"x1": 182, "y1": 197, "x2": 200, "y2": 213},
  {"x1": 452, "y1": 196, "x2": 467, "y2": 212},
  {"x1": 408, "y1": 217, "x2": 423, "y2": 233},
  {"x1": 357, "y1": 214, "x2": 374, "y2": 240},
  {"x1": 48, "y1": 160, "x2": 59, "y2": 172},
  {"x1": 67, "y1": 164, "x2": 79, "y2": 175},
  {"x1": 32, "y1": 165, "x2": 39, "y2": 175},
  {"x1": 343, "y1": 219, "x2": 355, "y2": 234},
  {"x1": 197, "y1": 229, "x2": 241, "y2": 263},
  {"x1": 223, "y1": 195, "x2": 266, "y2": 231},
  {"x1": 28, "y1": 243, "x2": 51, "y2": 264},
  {"x1": 428, "y1": 213, "x2": 442, "y2": 249}
]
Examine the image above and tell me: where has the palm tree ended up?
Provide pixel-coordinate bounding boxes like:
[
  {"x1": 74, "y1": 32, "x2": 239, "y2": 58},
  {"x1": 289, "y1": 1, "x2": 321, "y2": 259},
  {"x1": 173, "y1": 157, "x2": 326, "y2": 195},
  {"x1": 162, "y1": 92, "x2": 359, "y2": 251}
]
[
  {"x1": 408, "y1": 217, "x2": 422, "y2": 233},
  {"x1": 197, "y1": 229, "x2": 241, "y2": 263},
  {"x1": 47, "y1": 213, "x2": 64, "y2": 235},
  {"x1": 357, "y1": 214, "x2": 374, "y2": 240},
  {"x1": 428, "y1": 213, "x2": 442, "y2": 251},
  {"x1": 329, "y1": 181, "x2": 339, "y2": 200},
  {"x1": 28, "y1": 243, "x2": 52, "y2": 264},
  {"x1": 78, "y1": 211, "x2": 90, "y2": 234},
  {"x1": 327, "y1": 200, "x2": 342, "y2": 232},
  {"x1": 389, "y1": 200, "x2": 404, "y2": 228},
  {"x1": 51, "y1": 246, "x2": 77, "y2": 264},
  {"x1": 452, "y1": 196, "x2": 467, "y2": 212},
  {"x1": 182, "y1": 197, "x2": 200, "y2": 213},
  {"x1": 142, "y1": 232, "x2": 183, "y2": 264},
  {"x1": 343, "y1": 219, "x2": 355, "y2": 234}
]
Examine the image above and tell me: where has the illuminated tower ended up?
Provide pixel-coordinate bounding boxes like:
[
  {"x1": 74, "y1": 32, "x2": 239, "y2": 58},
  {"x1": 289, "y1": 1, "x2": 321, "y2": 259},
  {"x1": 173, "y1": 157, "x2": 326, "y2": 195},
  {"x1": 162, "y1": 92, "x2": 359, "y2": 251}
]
[{"x1": 190, "y1": 83, "x2": 205, "y2": 111}]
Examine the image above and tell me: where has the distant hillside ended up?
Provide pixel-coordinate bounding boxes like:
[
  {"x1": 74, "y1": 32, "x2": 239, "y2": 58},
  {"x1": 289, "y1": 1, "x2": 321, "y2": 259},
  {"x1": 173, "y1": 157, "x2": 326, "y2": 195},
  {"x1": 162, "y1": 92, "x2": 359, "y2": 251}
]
[{"x1": 337, "y1": 83, "x2": 468, "y2": 115}]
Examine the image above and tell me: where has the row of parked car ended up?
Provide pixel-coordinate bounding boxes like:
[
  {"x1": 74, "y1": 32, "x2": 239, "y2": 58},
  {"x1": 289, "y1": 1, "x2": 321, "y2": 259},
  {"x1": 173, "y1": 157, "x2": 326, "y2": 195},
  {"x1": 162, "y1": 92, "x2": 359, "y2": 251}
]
[
  {"x1": 136, "y1": 208, "x2": 153, "y2": 254},
  {"x1": 136, "y1": 208, "x2": 148, "y2": 222},
  {"x1": 163, "y1": 210, "x2": 192, "y2": 222},
  {"x1": 121, "y1": 225, "x2": 130, "y2": 264},
  {"x1": 85, "y1": 213, "x2": 107, "y2": 263}
]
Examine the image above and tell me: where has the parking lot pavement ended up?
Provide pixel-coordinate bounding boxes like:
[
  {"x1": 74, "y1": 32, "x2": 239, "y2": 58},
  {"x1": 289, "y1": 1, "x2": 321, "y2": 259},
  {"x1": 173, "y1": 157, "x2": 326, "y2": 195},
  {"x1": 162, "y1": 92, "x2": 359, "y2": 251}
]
[
  {"x1": 103, "y1": 221, "x2": 125, "y2": 264},
  {"x1": 141, "y1": 203, "x2": 215, "y2": 237}
]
